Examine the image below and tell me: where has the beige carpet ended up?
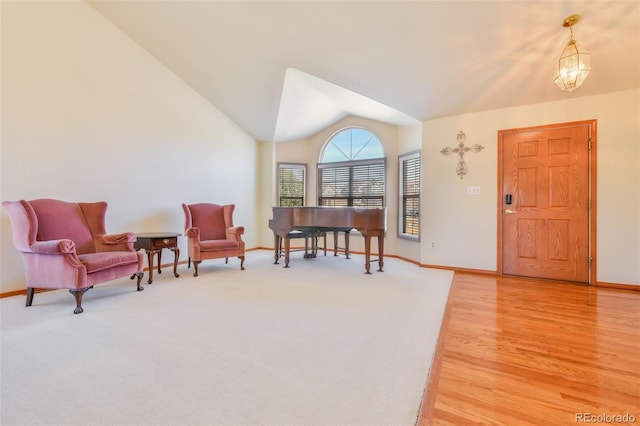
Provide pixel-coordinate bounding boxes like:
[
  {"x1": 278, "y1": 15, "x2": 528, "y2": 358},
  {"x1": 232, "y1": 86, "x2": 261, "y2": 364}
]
[{"x1": 0, "y1": 249, "x2": 452, "y2": 426}]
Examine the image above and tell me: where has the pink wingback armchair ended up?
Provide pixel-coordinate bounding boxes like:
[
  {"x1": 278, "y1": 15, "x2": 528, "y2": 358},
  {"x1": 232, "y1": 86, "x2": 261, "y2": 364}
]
[
  {"x1": 182, "y1": 203, "x2": 245, "y2": 276},
  {"x1": 2, "y1": 199, "x2": 144, "y2": 314}
]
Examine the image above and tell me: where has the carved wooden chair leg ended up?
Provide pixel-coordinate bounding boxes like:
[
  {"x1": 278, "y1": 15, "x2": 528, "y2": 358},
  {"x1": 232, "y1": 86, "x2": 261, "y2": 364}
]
[
  {"x1": 26, "y1": 287, "x2": 35, "y2": 307},
  {"x1": 69, "y1": 287, "x2": 89, "y2": 314},
  {"x1": 134, "y1": 272, "x2": 144, "y2": 291},
  {"x1": 193, "y1": 260, "x2": 201, "y2": 277},
  {"x1": 239, "y1": 256, "x2": 245, "y2": 270},
  {"x1": 225, "y1": 257, "x2": 229, "y2": 264}
]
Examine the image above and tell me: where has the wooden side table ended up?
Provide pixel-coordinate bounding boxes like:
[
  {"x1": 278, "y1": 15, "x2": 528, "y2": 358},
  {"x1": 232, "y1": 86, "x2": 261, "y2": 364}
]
[{"x1": 134, "y1": 232, "x2": 181, "y2": 284}]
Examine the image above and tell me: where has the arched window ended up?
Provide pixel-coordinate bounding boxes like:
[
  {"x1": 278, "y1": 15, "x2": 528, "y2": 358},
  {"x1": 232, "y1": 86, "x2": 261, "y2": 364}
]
[
  {"x1": 320, "y1": 127, "x2": 385, "y2": 162},
  {"x1": 318, "y1": 128, "x2": 385, "y2": 208}
]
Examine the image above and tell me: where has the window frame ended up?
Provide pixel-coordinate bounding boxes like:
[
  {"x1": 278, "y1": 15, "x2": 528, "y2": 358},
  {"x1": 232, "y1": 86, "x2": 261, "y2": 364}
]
[
  {"x1": 277, "y1": 162, "x2": 306, "y2": 207},
  {"x1": 398, "y1": 150, "x2": 421, "y2": 241}
]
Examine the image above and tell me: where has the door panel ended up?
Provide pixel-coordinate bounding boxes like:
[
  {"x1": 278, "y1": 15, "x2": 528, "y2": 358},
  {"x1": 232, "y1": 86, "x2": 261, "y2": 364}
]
[{"x1": 500, "y1": 123, "x2": 591, "y2": 283}]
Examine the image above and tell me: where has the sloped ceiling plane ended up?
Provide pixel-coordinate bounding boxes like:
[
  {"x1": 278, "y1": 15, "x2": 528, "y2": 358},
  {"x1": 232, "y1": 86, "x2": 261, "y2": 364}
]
[{"x1": 89, "y1": 1, "x2": 640, "y2": 142}]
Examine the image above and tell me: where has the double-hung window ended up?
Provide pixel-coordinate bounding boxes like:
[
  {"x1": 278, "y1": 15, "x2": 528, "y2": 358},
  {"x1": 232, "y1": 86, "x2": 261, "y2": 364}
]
[
  {"x1": 278, "y1": 163, "x2": 306, "y2": 207},
  {"x1": 399, "y1": 150, "x2": 420, "y2": 239},
  {"x1": 317, "y1": 128, "x2": 385, "y2": 208}
]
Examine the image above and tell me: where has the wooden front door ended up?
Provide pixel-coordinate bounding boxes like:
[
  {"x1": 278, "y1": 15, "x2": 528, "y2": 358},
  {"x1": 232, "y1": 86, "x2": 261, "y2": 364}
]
[{"x1": 498, "y1": 120, "x2": 596, "y2": 283}]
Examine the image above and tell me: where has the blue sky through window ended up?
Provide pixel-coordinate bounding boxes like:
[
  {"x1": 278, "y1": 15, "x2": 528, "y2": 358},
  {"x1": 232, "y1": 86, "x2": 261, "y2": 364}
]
[{"x1": 321, "y1": 128, "x2": 384, "y2": 163}]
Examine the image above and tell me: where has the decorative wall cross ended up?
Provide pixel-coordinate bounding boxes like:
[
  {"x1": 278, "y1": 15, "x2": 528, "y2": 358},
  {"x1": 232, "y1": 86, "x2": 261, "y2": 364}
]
[{"x1": 440, "y1": 131, "x2": 484, "y2": 179}]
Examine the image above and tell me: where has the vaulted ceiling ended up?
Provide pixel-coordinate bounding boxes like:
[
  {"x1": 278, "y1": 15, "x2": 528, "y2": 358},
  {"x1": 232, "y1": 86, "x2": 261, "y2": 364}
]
[{"x1": 88, "y1": 1, "x2": 640, "y2": 143}]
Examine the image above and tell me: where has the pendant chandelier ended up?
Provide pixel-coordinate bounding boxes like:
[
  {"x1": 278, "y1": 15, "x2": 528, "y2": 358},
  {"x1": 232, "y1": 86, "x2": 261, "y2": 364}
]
[{"x1": 553, "y1": 14, "x2": 591, "y2": 92}]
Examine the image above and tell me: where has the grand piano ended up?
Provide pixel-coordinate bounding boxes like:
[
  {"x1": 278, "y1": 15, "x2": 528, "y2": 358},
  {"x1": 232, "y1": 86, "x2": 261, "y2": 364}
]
[{"x1": 268, "y1": 206, "x2": 386, "y2": 274}]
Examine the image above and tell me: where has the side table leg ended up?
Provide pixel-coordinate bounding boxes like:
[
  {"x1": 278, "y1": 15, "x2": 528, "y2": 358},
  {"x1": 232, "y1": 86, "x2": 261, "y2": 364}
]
[
  {"x1": 146, "y1": 250, "x2": 155, "y2": 284},
  {"x1": 157, "y1": 249, "x2": 162, "y2": 274},
  {"x1": 172, "y1": 247, "x2": 180, "y2": 277}
]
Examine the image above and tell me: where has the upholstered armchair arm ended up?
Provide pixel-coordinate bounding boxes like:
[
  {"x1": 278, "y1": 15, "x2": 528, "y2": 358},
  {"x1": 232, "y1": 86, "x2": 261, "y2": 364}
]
[
  {"x1": 186, "y1": 227, "x2": 200, "y2": 239},
  {"x1": 226, "y1": 226, "x2": 245, "y2": 241},
  {"x1": 30, "y1": 239, "x2": 76, "y2": 254},
  {"x1": 30, "y1": 239, "x2": 84, "y2": 269},
  {"x1": 95, "y1": 232, "x2": 136, "y2": 252},
  {"x1": 185, "y1": 227, "x2": 200, "y2": 246}
]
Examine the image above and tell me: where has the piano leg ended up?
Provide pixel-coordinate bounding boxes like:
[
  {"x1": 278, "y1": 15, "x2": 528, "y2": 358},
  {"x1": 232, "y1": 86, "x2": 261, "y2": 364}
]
[
  {"x1": 273, "y1": 235, "x2": 281, "y2": 264},
  {"x1": 284, "y1": 236, "x2": 291, "y2": 268},
  {"x1": 344, "y1": 231, "x2": 351, "y2": 259},
  {"x1": 361, "y1": 230, "x2": 384, "y2": 274},
  {"x1": 311, "y1": 233, "x2": 318, "y2": 257},
  {"x1": 303, "y1": 234, "x2": 316, "y2": 258},
  {"x1": 377, "y1": 232, "x2": 384, "y2": 272},
  {"x1": 363, "y1": 233, "x2": 372, "y2": 274},
  {"x1": 304, "y1": 235, "x2": 311, "y2": 258}
]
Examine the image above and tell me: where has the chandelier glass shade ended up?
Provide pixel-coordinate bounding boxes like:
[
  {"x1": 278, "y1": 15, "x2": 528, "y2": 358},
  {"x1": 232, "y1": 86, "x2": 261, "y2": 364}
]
[{"x1": 553, "y1": 15, "x2": 591, "y2": 92}]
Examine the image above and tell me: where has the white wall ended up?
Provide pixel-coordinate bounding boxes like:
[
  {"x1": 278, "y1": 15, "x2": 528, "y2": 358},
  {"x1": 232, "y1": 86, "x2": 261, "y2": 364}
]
[
  {"x1": 257, "y1": 140, "x2": 276, "y2": 248},
  {"x1": 422, "y1": 88, "x2": 640, "y2": 286},
  {"x1": 1, "y1": 1, "x2": 259, "y2": 292}
]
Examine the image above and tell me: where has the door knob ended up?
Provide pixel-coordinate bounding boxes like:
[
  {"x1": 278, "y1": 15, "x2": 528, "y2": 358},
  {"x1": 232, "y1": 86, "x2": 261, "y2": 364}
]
[{"x1": 505, "y1": 209, "x2": 517, "y2": 214}]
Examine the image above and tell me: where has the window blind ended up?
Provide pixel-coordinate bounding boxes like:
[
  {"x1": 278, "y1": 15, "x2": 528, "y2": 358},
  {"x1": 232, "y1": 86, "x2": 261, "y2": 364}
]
[
  {"x1": 279, "y1": 164, "x2": 305, "y2": 207},
  {"x1": 401, "y1": 154, "x2": 420, "y2": 236},
  {"x1": 318, "y1": 159, "x2": 385, "y2": 208}
]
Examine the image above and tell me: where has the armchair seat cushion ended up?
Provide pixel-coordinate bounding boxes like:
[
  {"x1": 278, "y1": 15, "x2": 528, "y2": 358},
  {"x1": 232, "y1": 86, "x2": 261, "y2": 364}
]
[
  {"x1": 79, "y1": 252, "x2": 140, "y2": 274},
  {"x1": 199, "y1": 240, "x2": 240, "y2": 252}
]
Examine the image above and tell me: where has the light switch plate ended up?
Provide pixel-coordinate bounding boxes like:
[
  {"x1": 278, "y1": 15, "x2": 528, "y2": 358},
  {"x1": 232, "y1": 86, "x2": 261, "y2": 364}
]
[{"x1": 467, "y1": 186, "x2": 481, "y2": 195}]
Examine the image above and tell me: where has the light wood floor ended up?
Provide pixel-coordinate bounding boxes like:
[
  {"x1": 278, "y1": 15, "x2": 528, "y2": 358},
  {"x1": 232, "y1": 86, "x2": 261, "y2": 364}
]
[{"x1": 419, "y1": 273, "x2": 640, "y2": 426}]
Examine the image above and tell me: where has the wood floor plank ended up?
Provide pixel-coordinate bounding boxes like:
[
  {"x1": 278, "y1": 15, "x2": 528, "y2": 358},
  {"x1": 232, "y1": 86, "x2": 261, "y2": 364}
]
[{"x1": 419, "y1": 273, "x2": 640, "y2": 425}]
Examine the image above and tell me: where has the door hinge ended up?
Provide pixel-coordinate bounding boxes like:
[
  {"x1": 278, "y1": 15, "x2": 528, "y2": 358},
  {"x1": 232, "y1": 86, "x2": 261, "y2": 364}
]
[
  {"x1": 588, "y1": 257, "x2": 592, "y2": 267},
  {"x1": 588, "y1": 139, "x2": 592, "y2": 150}
]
